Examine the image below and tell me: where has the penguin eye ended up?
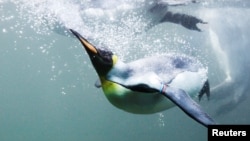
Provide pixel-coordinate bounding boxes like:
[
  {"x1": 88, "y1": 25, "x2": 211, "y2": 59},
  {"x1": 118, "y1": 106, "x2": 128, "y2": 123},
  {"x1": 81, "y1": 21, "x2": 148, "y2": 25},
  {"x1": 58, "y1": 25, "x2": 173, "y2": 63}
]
[{"x1": 91, "y1": 55, "x2": 98, "y2": 60}]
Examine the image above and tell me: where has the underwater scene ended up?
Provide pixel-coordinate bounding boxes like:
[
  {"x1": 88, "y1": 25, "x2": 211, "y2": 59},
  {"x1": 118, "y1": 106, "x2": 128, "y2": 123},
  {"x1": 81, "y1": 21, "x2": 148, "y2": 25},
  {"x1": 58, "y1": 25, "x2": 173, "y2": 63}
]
[{"x1": 1, "y1": 0, "x2": 250, "y2": 141}]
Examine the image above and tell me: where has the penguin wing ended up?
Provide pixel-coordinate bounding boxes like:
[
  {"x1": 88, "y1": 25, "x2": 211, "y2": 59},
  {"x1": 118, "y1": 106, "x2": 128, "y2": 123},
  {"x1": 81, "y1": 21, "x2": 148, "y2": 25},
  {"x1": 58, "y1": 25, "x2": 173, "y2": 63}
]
[
  {"x1": 160, "y1": 12, "x2": 207, "y2": 32},
  {"x1": 95, "y1": 79, "x2": 102, "y2": 88},
  {"x1": 160, "y1": 85, "x2": 216, "y2": 127},
  {"x1": 107, "y1": 70, "x2": 216, "y2": 127}
]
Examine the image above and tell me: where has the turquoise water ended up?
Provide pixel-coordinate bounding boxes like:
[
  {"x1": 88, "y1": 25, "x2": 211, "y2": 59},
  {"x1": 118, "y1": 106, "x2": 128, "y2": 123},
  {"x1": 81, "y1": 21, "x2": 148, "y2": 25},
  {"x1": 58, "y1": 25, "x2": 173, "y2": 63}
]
[{"x1": 1, "y1": 1, "x2": 250, "y2": 141}]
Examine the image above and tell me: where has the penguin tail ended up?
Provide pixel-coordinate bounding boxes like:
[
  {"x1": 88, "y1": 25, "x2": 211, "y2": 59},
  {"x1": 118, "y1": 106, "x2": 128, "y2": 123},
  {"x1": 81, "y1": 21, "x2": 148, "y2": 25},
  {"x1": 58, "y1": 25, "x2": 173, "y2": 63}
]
[{"x1": 198, "y1": 80, "x2": 210, "y2": 101}]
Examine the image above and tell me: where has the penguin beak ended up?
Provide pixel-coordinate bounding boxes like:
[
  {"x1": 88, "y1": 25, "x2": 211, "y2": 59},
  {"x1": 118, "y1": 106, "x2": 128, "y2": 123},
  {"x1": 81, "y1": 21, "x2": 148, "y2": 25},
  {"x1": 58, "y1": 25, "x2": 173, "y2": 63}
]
[
  {"x1": 70, "y1": 29, "x2": 98, "y2": 55},
  {"x1": 70, "y1": 29, "x2": 114, "y2": 76}
]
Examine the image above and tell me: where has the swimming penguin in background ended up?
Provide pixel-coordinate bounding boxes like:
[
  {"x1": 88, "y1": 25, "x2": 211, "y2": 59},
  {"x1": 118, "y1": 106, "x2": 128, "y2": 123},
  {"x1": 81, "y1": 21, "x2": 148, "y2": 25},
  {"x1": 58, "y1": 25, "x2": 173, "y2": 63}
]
[
  {"x1": 53, "y1": 0, "x2": 206, "y2": 38},
  {"x1": 148, "y1": 0, "x2": 207, "y2": 32},
  {"x1": 69, "y1": 29, "x2": 216, "y2": 127}
]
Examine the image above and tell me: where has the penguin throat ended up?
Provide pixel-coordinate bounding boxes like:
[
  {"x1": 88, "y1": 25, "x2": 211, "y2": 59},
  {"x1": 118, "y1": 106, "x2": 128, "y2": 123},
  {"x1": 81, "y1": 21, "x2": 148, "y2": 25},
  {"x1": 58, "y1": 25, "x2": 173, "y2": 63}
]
[
  {"x1": 92, "y1": 61, "x2": 112, "y2": 76},
  {"x1": 94, "y1": 55, "x2": 119, "y2": 76}
]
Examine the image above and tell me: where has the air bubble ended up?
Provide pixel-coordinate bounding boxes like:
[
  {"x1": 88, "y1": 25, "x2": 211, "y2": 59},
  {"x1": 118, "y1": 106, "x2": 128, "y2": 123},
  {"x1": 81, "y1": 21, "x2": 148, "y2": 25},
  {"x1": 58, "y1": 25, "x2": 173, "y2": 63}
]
[
  {"x1": 158, "y1": 113, "x2": 165, "y2": 127},
  {"x1": 2, "y1": 28, "x2": 7, "y2": 33}
]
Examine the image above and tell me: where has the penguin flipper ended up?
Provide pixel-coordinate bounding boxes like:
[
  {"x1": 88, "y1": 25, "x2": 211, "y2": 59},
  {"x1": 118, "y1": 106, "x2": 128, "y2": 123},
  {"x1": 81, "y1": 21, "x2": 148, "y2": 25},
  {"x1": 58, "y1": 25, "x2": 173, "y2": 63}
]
[
  {"x1": 95, "y1": 79, "x2": 102, "y2": 88},
  {"x1": 160, "y1": 12, "x2": 207, "y2": 32},
  {"x1": 161, "y1": 85, "x2": 216, "y2": 127}
]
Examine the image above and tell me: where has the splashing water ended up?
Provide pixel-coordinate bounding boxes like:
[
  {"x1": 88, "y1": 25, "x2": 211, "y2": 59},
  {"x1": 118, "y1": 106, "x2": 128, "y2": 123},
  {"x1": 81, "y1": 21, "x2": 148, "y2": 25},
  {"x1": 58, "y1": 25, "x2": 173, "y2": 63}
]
[{"x1": 1, "y1": 0, "x2": 210, "y2": 61}]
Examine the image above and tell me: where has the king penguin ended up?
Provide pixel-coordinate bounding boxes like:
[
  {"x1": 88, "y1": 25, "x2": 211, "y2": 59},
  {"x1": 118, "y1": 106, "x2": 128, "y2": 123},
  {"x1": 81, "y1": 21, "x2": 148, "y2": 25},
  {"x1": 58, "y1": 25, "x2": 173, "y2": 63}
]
[{"x1": 69, "y1": 29, "x2": 216, "y2": 127}]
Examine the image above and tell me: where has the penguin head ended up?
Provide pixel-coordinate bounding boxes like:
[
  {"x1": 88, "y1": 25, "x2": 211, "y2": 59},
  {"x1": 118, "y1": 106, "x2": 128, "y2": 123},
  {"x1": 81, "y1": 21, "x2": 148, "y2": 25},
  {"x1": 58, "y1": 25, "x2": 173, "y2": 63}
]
[{"x1": 70, "y1": 29, "x2": 117, "y2": 76}]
